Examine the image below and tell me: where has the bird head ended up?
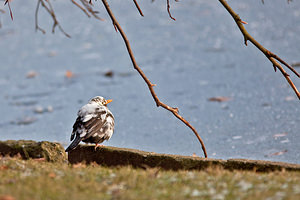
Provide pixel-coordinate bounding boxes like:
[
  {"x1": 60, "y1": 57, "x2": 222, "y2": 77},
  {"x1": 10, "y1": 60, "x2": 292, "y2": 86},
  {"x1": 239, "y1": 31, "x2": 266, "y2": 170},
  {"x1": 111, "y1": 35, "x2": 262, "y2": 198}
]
[{"x1": 89, "y1": 96, "x2": 113, "y2": 106}]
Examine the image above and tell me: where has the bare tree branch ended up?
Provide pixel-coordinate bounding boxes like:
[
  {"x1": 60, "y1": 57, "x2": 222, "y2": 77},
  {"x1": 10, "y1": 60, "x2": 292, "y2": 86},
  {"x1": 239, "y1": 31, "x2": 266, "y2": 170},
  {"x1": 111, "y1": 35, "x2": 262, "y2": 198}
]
[
  {"x1": 101, "y1": 0, "x2": 207, "y2": 158},
  {"x1": 167, "y1": 0, "x2": 175, "y2": 21},
  {"x1": 35, "y1": 0, "x2": 71, "y2": 38},
  {"x1": 4, "y1": 0, "x2": 13, "y2": 20},
  {"x1": 78, "y1": 0, "x2": 104, "y2": 21},
  {"x1": 133, "y1": 0, "x2": 144, "y2": 17},
  {"x1": 0, "y1": 8, "x2": 5, "y2": 28},
  {"x1": 35, "y1": 0, "x2": 46, "y2": 34},
  {"x1": 219, "y1": 0, "x2": 300, "y2": 100},
  {"x1": 71, "y1": 0, "x2": 92, "y2": 18}
]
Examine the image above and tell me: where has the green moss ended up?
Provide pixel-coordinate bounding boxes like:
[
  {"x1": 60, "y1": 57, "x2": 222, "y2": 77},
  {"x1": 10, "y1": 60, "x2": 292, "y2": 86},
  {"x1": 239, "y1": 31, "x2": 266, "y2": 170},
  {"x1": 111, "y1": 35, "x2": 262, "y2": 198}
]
[{"x1": 0, "y1": 140, "x2": 67, "y2": 162}]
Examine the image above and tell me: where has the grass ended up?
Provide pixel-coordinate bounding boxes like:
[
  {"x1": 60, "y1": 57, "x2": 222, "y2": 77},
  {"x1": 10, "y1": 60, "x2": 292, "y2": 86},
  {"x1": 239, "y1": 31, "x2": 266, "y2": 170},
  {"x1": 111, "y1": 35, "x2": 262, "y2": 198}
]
[{"x1": 0, "y1": 157, "x2": 300, "y2": 200}]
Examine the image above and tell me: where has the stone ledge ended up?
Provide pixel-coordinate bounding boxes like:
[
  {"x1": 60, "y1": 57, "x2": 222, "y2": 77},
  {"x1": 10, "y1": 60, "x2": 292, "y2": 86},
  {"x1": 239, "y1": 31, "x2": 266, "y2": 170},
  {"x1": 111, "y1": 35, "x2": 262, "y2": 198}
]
[
  {"x1": 1, "y1": 140, "x2": 299, "y2": 172},
  {"x1": 68, "y1": 145, "x2": 300, "y2": 172}
]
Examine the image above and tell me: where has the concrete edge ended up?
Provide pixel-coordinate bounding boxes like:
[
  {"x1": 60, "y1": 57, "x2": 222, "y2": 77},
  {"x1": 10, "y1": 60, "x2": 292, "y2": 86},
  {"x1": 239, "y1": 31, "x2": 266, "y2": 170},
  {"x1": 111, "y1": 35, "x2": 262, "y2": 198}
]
[
  {"x1": 1, "y1": 140, "x2": 299, "y2": 172},
  {"x1": 68, "y1": 145, "x2": 300, "y2": 172}
]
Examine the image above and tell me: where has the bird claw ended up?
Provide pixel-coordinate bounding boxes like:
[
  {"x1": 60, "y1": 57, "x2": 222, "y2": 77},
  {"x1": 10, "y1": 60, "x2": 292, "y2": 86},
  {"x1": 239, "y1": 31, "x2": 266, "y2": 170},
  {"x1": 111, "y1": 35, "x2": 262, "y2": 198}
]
[{"x1": 94, "y1": 144, "x2": 103, "y2": 151}]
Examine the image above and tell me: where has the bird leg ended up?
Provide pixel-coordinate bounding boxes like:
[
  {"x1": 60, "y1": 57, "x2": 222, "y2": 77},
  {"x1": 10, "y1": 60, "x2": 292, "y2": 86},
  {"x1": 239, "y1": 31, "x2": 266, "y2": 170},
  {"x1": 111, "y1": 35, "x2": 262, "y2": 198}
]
[{"x1": 94, "y1": 143, "x2": 103, "y2": 151}]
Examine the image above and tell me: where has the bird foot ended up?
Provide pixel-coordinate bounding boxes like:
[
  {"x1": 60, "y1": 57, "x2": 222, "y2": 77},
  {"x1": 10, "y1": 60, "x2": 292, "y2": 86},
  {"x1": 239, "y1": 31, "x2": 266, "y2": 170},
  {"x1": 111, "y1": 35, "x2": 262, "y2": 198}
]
[{"x1": 94, "y1": 144, "x2": 103, "y2": 151}]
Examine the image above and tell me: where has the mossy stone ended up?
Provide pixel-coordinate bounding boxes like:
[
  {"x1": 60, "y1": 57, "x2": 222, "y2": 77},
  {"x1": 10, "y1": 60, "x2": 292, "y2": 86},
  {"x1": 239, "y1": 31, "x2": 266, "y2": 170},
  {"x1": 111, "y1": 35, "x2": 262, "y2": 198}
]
[{"x1": 0, "y1": 140, "x2": 67, "y2": 162}]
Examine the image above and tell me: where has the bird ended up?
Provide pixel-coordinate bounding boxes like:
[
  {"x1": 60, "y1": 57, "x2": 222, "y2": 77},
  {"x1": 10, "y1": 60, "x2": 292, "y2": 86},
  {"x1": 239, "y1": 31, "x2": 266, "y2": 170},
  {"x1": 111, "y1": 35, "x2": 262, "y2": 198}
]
[{"x1": 65, "y1": 96, "x2": 115, "y2": 152}]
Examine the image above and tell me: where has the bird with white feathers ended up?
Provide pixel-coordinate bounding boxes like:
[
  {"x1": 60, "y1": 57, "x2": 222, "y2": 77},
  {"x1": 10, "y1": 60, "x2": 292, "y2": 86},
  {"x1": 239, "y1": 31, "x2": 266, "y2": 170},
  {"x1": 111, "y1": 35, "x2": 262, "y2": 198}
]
[{"x1": 65, "y1": 96, "x2": 115, "y2": 152}]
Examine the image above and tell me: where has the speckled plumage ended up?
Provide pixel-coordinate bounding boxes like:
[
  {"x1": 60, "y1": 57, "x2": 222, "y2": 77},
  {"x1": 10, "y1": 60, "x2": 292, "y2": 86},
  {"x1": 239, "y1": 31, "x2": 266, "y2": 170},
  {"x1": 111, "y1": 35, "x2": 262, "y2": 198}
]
[{"x1": 65, "y1": 96, "x2": 115, "y2": 152}]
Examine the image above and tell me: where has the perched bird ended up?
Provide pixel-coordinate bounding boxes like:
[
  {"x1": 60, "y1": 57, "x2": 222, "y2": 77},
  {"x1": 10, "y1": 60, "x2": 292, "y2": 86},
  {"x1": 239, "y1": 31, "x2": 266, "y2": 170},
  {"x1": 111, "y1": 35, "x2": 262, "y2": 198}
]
[{"x1": 65, "y1": 96, "x2": 115, "y2": 152}]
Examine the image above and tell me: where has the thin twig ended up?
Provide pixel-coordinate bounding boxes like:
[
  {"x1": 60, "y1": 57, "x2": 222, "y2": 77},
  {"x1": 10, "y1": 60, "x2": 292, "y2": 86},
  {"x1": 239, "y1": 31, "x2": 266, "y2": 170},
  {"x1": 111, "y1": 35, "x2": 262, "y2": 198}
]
[
  {"x1": 167, "y1": 0, "x2": 175, "y2": 21},
  {"x1": 101, "y1": 0, "x2": 207, "y2": 158},
  {"x1": 35, "y1": 0, "x2": 46, "y2": 34},
  {"x1": 133, "y1": 0, "x2": 144, "y2": 17},
  {"x1": 4, "y1": 0, "x2": 13, "y2": 20},
  {"x1": 219, "y1": 0, "x2": 300, "y2": 100},
  {"x1": 36, "y1": 0, "x2": 71, "y2": 37},
  {"x1": 0, "y1": 9, "x2": 5, "y2": 29},
  {"x1": 45, "y1": 0, "x2": 70, "y2": 37},
  {"x1": 71, "y1": 0, "x2": 91, "y2": 18},
  {"x1": 79, "y1": 0, "x2": 104, "y2": 21}
]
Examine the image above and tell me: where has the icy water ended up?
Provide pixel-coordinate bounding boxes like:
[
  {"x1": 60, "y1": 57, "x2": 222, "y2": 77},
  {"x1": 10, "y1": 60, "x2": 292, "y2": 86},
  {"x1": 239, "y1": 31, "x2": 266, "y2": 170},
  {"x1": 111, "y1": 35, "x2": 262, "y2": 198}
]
[{"x1": 0, "y1": 0, "x2": 299, "y2": 163}]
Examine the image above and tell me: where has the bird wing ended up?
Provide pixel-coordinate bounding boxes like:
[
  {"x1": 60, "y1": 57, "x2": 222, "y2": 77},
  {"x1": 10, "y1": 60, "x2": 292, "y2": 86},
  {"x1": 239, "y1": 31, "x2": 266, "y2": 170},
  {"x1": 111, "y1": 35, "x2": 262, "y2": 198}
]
[
  {"x1": 84, "y1": 110, "x2": 114, "y2": 139},
  {"x1": 71, "y1": 105, "x2": 112, "y2": 141},
  {"x1": 70, "y1": 117, "x2": 82, "y2": 141}
]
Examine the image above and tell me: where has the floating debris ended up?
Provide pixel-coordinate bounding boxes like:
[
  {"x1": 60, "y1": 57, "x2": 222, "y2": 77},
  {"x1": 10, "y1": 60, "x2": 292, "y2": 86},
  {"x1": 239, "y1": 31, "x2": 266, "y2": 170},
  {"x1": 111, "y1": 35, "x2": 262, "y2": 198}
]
[
  {"x1": 280, "y1": 139, "x2": 290, "y2": 144},
  {"x1": 261, "y1": 102, "x2": 271, "y2": 107},
  {"x1": 47, "y1": 105, "x2": 53, "y2": 112},
  {"x1": 34, "y1": 106, "x2": 44, "y2": 114},
  {"x1": 11, "y1": 100, "x2": 38, "y2": 106},
  {"x1": 232, "y1": 135, "x2": 242, "y2": 140},
  {"x1": 13, "y1": 117, "x2": 37, "y2": 125},
  {"x1": 26, "y1": 71, "x2": 38, "y2": 79},
  {"x1": 269, "y1": 150, "x2": 288, "y2": 156},
  {"x1": 118, "y1": 71, "x2": 135, "y2": 77},
  {"x1": 285, "y1": 96, "x2": 296, "y2": 101},
  {"x1": 104, "y1": 70, "x2": 114, "y2": 78},
  {"x1": 47, "y1": 50, "x2": 57, "y2": 57},
  {"x1": 11, "y1": 92, "x2": 51, "y2": 100},
  {"x1": 208, "y1": 96, "x2": 232, "y2": 102},
  {"x1": 65, "y1": 70, "x2": 74, "y2": 79},
  {"x1": 33, "y1": 105, "x2": 54, "y2": 114},
  {"x1": 291, "y1": 62, "x2": 300, "y2": 67},
  {"x1": 273, "y1": 132, "x2": 288, "y2": 139}
]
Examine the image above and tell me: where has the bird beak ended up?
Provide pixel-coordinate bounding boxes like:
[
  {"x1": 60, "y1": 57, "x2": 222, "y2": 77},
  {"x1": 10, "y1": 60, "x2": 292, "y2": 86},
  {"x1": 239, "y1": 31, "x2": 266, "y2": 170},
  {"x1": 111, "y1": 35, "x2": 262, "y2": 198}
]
[{"x1": 105, "y1": 99, "x2": 113, "y2": 105}]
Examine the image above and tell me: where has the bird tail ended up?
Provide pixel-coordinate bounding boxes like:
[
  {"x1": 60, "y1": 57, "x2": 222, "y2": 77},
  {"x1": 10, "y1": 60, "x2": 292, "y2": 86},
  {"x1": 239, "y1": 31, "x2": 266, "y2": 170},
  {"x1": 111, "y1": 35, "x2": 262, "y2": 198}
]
[{"x1": 65, "y1": 136, "x2": 81, "y2": 152}]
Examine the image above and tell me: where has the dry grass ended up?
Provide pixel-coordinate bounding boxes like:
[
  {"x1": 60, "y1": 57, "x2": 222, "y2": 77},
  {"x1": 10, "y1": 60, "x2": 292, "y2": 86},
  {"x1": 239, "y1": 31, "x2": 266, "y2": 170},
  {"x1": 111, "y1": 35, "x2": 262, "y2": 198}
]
[{"x1": 0, "y1": 157, "x2": 300, "y2": 200}]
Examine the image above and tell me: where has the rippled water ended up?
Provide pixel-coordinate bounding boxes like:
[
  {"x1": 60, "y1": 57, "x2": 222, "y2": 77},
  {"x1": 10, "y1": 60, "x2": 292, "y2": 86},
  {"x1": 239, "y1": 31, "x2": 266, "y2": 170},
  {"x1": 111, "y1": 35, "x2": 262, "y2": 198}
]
[{"x1": 0, "y1": 0, "x2": 299, "y2": 163}]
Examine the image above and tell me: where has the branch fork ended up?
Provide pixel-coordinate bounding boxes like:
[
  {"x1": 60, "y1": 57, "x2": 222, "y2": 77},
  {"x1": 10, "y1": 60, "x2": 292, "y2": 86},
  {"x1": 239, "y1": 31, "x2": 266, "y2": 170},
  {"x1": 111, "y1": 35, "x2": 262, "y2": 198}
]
[
  {"x1": 101, "y1": 0, "x2": 207, "y2": 158},
  {"x1": 219, "y1": 0, "x2": 300, "y2": 100}
]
